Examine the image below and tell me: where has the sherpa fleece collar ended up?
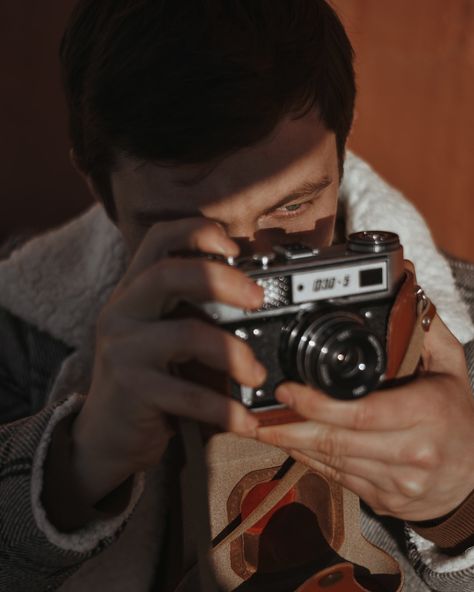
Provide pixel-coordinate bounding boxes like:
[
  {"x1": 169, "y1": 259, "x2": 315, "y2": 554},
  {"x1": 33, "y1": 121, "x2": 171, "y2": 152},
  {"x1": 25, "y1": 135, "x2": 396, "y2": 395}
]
[{"x1": 0, "y1": 152, "x2": 472, "y2": 350}]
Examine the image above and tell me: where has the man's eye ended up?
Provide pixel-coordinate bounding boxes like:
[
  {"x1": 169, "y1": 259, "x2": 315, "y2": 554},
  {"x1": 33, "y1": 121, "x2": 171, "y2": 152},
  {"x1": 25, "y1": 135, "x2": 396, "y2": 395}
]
[
  {"x1": 270, "y1": 200, "x2": 311, "y2": 218},
  {"x1": 282, "y1": 203, "x2": 303, "y2": 212}
]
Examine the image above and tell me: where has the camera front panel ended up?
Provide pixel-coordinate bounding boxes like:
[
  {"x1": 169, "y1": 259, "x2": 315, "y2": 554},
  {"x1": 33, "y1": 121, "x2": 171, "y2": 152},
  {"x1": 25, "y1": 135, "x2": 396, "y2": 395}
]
[{"x1": 225, "y1": 298, "x2": 393, "y2": 411}]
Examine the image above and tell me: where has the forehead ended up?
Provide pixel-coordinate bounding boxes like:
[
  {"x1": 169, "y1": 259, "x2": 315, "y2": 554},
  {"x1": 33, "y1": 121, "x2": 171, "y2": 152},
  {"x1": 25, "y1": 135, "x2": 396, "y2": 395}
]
[{"x1": 112, "y1": 110, "x2": 337, "y2": 219}]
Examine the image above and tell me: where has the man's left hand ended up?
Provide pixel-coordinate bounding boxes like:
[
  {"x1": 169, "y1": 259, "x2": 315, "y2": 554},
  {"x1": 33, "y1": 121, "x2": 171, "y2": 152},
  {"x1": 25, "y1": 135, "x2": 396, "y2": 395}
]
[{"x1": 257, "y1": 315, "x2": 474, "y2": 521}]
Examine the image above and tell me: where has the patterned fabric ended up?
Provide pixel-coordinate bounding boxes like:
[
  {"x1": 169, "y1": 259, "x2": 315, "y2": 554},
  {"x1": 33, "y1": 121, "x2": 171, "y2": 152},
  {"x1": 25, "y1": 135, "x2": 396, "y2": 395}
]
[
  {"x1": 448, "y1": 254, "x2": 474, "y2": 385},
  {"x1": 0, "y1": 400, "x2": 122, "y2": 591}
]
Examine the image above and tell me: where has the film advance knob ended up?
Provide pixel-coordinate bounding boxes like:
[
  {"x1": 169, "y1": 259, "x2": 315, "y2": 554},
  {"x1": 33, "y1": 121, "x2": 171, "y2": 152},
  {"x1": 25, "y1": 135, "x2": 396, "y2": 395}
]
[{"x1": 347, "y1": 231, "x2": 400, "y2": 254}]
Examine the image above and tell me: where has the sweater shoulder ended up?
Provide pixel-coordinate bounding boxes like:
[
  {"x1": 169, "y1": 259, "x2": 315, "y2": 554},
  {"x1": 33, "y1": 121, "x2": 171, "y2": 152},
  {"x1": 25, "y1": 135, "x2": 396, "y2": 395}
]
[{"x1": 446, "y1": 254, "x2": 474, "y2": 321}]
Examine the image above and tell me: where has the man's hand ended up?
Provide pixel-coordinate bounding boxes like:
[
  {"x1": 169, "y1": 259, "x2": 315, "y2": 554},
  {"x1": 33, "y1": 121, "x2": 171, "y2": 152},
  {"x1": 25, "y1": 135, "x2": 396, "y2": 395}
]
[
  {"x1": 257, "y1": 315, "x2": 474, "y2": 522},
  {"x1": 45, "y1": 218, "x2": 265, "y2": 524}
]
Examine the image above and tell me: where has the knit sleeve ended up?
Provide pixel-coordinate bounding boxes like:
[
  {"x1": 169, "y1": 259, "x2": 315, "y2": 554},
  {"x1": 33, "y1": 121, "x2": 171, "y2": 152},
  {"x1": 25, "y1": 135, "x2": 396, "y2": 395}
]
[
  {"x1": 0, "y1": 394, "x2": 144, "y2": 592},
  {"x1": 402, "y1": 339, "x2": 474, "y2": 591}
]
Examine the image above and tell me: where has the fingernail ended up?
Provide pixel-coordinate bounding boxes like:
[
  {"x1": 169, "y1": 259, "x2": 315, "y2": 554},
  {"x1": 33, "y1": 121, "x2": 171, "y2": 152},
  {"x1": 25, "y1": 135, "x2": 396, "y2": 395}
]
[
  {"x1": 218, "y1": 239, "x2": 240, "y2": 257},
  {"x1": 244, "y1": 416, "x2": 259, "y2": 438},
  {"x1": 275, "y1": 385, "x2": 293, "y2": 405},
  {"x1": 246, "y1": 282, "x2": 264, "y2": 307},
  {"x1": 254, "y1": 362, "x2": 267, "y2": 384}
]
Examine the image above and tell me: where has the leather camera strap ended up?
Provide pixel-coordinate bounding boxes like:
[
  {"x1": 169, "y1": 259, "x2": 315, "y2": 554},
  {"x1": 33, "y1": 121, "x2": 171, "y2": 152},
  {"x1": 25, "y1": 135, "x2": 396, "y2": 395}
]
[
  {"x1": 295, "y1": 562, "x2": 374, "y2": 592},
  {"x1": 397, "y1": 285, "x2": 436, "y2": 378},
  {"x1": 179, "y1": 418, "x2": 219, "y2": 592},
  {"x1": 176, "y1": 433, "x2": 308, "y2": 592}
]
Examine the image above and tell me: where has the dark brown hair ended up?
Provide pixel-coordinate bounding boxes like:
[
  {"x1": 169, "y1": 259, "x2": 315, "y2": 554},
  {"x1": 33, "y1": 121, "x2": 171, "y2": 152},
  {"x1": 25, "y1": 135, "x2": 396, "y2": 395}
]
[{"x1": 60, "y1": 0, "x2": 355, "y2": 220}]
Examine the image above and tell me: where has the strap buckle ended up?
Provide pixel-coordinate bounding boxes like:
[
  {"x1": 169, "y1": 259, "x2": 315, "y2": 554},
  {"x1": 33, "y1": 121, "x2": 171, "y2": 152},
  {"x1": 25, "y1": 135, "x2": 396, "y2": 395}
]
[{"x1": 415, "y1": 286, "x2": 437, "y2": 332}]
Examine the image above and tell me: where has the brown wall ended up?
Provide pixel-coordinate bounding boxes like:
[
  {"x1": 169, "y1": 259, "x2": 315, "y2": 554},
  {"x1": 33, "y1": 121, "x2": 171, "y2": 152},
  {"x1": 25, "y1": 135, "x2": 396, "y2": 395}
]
[
  {"x1": 0, "y1": 2, "x2": 92, "y2": 244},
  {"x1": 332, "y1": 0, "x2": 474, "y2": 261},
  {"x1": 1, "y1": 1, "x2": 474, "y2": 260}
]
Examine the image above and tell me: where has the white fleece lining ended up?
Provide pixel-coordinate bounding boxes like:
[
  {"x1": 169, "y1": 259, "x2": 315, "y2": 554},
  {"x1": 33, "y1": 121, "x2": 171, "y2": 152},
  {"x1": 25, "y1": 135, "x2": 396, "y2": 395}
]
[
  {"x1": 0, "y1": 153, "x2": 472, "y2": 353},
  {"x1": 31, "y1": 393, "x2": 145, "y2": 554},
  {"x1": 408, "y1": 529, "x2": 474, "y2": 573},
  {"x1": 340, "y1": 154, "x2": 474, "y2": 345}
]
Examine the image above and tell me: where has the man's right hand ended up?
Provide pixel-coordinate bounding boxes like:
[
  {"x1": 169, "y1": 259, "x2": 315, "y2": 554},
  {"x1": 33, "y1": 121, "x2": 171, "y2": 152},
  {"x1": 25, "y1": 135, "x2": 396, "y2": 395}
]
[{"x1": 44, "y1": 218, "x2": 266, "y2": 525}]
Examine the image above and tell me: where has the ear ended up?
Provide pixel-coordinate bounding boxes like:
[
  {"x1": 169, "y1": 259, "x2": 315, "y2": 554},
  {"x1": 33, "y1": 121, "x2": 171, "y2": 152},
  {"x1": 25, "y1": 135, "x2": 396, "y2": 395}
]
[{"x1": 69, "y1": 148, "x2": 101, "y2": 203}]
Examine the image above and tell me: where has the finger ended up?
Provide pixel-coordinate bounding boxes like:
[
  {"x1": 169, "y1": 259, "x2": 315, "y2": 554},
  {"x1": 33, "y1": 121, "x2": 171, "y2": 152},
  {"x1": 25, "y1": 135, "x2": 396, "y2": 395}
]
[
  {"x1": 404, "y1": 259, "x2": 416, "y2": 277},
  {"x1": 288, "y1": 448, "x2": 379, "y2": 505},
  {"x1": 421, "y1": 314, "x2": 468, "y2": 376},
  {"x1": 274, "y1": 381, "x2": 420, "y2": 431},
  {"x1": 124, "y1": 318, "x2": 267, "y2": 387},
  {"x1": 257, "y1": 420, "x2": 415, "y2": 464},
  {"x1": 120, "y1": 218, "x2": 239, "y2": 289},
  {"x1": 291, "y1": 448, "x2": 432, "y2": 517},
  {"x1": 295, "y1": 449, "x2": 429, "y2": 500},
  {"x1": 130, "y1": 367, "x2": 258, "y2": 436},
  {"x1": 112, "y1": 257, "x2": 264, "y2": 321},
  {"x1": 295, "y1": 449, "x2": 392, "y2": 493}
]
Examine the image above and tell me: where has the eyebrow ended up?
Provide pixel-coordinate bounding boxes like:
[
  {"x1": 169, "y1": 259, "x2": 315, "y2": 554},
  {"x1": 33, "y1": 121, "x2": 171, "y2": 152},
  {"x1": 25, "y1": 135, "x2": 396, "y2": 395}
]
[
  {"x1": 131, "y1": 176, "x2": 332, "y2": 225},
  {"x1": 260, "y1": 177, "x2": 332, "y2": 215}
]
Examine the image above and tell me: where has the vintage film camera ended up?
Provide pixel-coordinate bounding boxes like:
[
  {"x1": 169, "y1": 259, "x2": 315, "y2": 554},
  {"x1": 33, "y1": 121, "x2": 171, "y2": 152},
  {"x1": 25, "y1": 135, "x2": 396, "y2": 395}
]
[{"x1": 201, "y1": 231, "x2": 424, "y2": 414}]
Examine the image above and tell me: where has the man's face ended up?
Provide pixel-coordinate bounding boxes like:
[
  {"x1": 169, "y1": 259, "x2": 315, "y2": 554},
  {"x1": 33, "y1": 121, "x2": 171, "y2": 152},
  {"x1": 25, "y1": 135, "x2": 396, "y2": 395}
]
[{"x1": 111, "y1": 110, "x2": 340, "y2": 256}]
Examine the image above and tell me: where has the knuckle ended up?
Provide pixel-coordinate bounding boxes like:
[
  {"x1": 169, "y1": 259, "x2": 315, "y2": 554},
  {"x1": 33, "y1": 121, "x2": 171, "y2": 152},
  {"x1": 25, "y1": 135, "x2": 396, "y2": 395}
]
[
  {"x1": 316, "y1": 426, "x2": 342, "y2": 456},
  {"x1": 325, "y1": 453, "x2": 345, "y2": 473},
  {"x1": 374, "y1": 492, "x2": 404, "y2": 516},
  {"x1": 393, "y1": 474, "x2": 427, "y2": 499},
  {"x1": 324, "y1": 465, "x2": 343, "y2": 483},
  {"x1": 408, "y1": 443, "x2": 441, "y2": 470}
]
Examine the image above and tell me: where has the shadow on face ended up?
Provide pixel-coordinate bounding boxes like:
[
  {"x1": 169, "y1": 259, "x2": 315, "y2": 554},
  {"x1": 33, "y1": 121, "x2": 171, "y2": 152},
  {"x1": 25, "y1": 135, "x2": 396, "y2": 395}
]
[{"x1": 233, "y1": 215, "x2": 336, "y2": 257}]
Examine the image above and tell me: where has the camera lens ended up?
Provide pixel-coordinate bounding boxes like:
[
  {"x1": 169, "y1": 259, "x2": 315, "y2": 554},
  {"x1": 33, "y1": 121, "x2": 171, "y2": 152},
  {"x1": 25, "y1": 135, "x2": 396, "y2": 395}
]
[
  {"x1": 281, "y1": 311, "x2": 385, "y2": 399},
  {"x1": 334, "y1": 346, "x2": 363, "y2": 379}
]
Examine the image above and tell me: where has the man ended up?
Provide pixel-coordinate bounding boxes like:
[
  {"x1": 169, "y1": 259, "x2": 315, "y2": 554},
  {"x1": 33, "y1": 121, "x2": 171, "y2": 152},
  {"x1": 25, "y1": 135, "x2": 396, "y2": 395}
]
[{"x1": 0, "y1": 1, "x2": 473, "y2": 590}]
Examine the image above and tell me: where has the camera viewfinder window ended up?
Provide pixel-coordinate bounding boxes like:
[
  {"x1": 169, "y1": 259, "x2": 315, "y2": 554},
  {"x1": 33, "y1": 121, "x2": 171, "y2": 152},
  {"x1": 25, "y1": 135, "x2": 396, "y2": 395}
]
[{"x1": 359, "y1": 267, "x2": 383, "y2": 288}]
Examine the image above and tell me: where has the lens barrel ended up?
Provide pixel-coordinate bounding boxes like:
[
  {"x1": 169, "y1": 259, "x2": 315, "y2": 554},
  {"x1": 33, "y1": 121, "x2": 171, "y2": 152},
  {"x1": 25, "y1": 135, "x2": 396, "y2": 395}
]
[{"x1": 282, "y1": 311, "x2": 386, "y2": 399}]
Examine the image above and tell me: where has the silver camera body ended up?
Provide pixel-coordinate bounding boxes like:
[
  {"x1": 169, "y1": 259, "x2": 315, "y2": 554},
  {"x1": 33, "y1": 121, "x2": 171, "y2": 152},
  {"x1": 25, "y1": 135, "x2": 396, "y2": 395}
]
[{"x1": 202, "y1": 231, "x2": 406, "y2": 412}]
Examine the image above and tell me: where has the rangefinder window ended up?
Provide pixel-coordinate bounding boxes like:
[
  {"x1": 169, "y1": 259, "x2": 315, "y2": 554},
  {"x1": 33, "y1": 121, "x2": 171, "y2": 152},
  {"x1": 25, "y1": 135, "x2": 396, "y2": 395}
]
[{"x1": 359, "y1": 267, "x2": 384, "y2": 288}]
